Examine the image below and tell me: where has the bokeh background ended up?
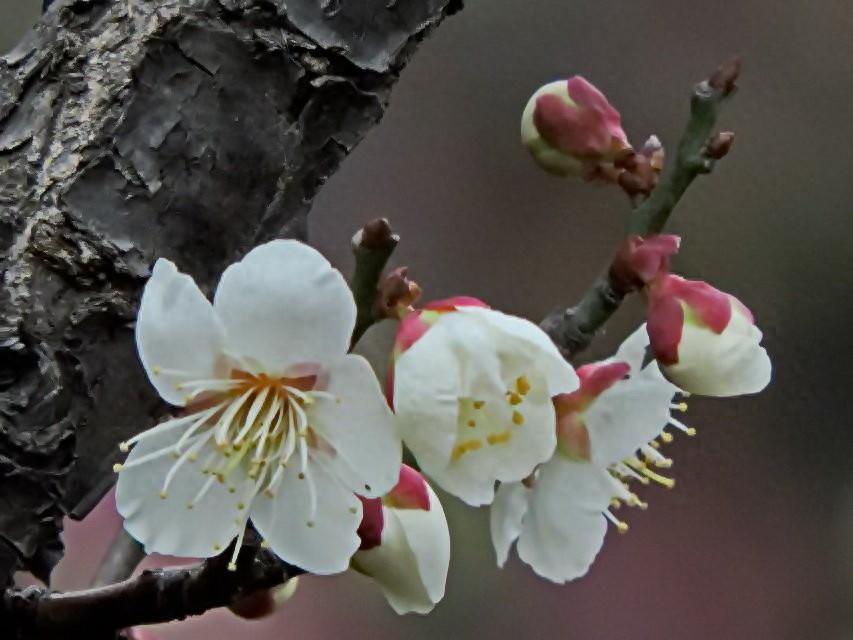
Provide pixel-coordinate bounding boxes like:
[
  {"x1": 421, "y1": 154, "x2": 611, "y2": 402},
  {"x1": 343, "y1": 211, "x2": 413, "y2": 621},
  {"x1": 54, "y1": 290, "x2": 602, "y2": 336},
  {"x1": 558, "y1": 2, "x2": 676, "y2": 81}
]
[{"x1": 3, "y1": 1, "x2": 852, "y2": 638}]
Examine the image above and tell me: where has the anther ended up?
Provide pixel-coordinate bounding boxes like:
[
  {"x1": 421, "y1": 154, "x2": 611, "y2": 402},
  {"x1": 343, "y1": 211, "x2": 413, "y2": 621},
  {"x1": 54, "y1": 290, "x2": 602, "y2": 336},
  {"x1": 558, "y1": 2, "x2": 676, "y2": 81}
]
[
  {"x1": 159, "y1": 490, "x2": 168, "y2": 500},
  {"x1": 660, "y1": 431, "x2": 674, "y2": 443},
  {"x1": 473, "y1": 400, "x2": 485, "y2": 409},
  {"x1": 512, "y1": 410, "x2": 524, "y2": 426},
  {"x1": 507, "y1": 392, "x2": 522, "y2": 406},
  {"x1": 113, "y1": 464, "x2": 124, "y2": 473},
  {"x1": 119, "y1": 442, "x2": 129, "y2": 453},
  {"x1": 516, "y1": 376, "x2": 531, "y2": 395},
  {"x1": 467, "y1": 420, "x2": 476, "y2": 428}
]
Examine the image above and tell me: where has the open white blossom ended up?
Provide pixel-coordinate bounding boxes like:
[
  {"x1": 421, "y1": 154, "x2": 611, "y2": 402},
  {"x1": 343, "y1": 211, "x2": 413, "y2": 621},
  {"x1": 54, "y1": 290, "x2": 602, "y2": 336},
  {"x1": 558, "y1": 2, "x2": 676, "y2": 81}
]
[
  {"x1": 394, "y1": 305, "x2": 579, "y2": 506},
  {"x1": 491, "y1": 325, "x2": 691, "y2": 583},
  {"x1": 115, "y1": 240, "x2": 401, "y2": 575}
]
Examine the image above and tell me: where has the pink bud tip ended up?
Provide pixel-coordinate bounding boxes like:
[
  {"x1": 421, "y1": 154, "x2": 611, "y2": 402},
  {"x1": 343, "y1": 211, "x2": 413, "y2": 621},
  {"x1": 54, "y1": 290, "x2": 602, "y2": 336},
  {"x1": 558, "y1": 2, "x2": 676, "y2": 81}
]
[
  {"x1": 533, "y1": 76, "x2": 627, "y2": 157},
  {"x1": 647, "y1": 274, "x2": 735, "y2": 365},
  {"x1": 356, "y1": 496, "x2": 384, "y2": 550},
  {"x1": 385, "y1": 465, "x2": 431, "y2": 511},
  {"x1": 422, "y1": 296, "x2": 490, "y2": 311},
  {"x1": 611, "y1": 234, "x2": 681, "y2": 291}
]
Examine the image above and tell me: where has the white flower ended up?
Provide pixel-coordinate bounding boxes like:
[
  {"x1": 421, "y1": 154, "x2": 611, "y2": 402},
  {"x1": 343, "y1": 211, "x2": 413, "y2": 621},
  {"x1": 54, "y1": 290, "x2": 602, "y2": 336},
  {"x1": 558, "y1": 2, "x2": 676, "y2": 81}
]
[
  {"x1": 352, "y1": 466, "x2": 450, "y2": 615},
  {"x1": 115, "y1": 240, "x2": 401, "y2": 575},
  {"x1": 647, "y1": 273, "x2": 772, "y2": 397},
  {"x1": 490, "y1": 326, "x2": 691, "y2": 584},
  {"x1": 393, "y1": 305, "x2": 579, "y2": 506}
]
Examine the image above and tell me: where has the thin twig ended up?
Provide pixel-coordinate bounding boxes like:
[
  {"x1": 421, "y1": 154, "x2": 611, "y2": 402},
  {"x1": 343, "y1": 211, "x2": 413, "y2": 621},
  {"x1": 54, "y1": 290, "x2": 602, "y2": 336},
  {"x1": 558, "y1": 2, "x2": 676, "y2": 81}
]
[
  {"x1": 350, "y1": 218, "x2": 400, "y2": 347},
  {"x1": 542, "y1": 58, "x2": 741, "y2": 358},
  {"x1": 92, "y1": 530, "x2": 146, "y2": 588}
]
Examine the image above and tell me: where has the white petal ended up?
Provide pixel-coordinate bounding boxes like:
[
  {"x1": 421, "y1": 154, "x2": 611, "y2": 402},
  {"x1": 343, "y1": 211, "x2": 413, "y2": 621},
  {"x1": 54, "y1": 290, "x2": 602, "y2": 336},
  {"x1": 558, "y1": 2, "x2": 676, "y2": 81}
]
[
  {"x1": 116, "y1": 424, "x2": 242, "y2": 558},
  {"x1": 490, "y1": 482, "x2": 530, "y2": 567},
  {"x1": 666, "y1": 305, "x2": 771, "y2": 397},
  {"x1": 351, "y1": 318, "x2": 398, "y2": 384},
  {"x1": 614, "y1": 324, "x2": 652, "y2": 371},
  {"x1": 459, "y1": 307, "x2": 579, "y2": 396},
  {"x1": 394, "y1": 310, "x2": 561, "y2": 506},
  {"x1": 135, "y1": 259, "x2": 226, "y2": 406},
  {"x1": 250, "y1": 460, "x2": 362, "y2": 574},
  {"x1": 309, "y1": 355, "x2": 401, "y2": 498},
  {"x1": 353, "y1": 484, "x2": 450, "y2": 615},
  {"x1": 516, "y1": 458, "x2": 611, "y2": 584},
  {"x1": 213, "y1": 240, "x2": 356, "y2": 373},
  {"x1": 584, "y1": 375, "x2": 675, "y2": 466},
  {"x1": 393, "y1": 317, "x2": 467, "y2": 474}
]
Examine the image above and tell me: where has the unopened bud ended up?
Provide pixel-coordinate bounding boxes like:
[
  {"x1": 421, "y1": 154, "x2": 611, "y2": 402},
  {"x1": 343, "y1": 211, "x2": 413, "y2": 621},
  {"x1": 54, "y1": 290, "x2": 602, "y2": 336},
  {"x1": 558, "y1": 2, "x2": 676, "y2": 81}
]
[
  {"x1": 352, "y1": 217, "x2": 399, "y2": 252},
  {"x1": 228, "y1": 579, "x2": 301, "y2": 620},
  {"x1": 610, "y1": 234, "x2": 681, "y2": 292},
  {"x1": 375, "y1": 267, "x2": 422, "y2": 319},
  {"x1": 521, "y1": 76, "x2": 629, "y2": 177},
  {"x1": 708, "y1": 57, "x2": 742, "y2": 96},
  {"x1": 705, "y1": 131, "x2": 735, "y2": 159}
]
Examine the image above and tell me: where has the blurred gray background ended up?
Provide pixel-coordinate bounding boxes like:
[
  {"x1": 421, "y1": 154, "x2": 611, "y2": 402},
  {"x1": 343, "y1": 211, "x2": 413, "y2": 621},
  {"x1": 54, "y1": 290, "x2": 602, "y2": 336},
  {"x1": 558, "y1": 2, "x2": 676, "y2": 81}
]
[{"x1": 3, "y1": 1, "x2": 852, "y2": 638}]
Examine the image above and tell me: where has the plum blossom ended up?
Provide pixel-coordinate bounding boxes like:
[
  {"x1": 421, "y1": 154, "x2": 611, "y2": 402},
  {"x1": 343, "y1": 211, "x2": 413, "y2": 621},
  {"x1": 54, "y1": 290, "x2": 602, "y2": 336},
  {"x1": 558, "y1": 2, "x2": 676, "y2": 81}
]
[
  {"x1": 353, "y1": 465, "x2": 450, "y2": 615},
  {"x1": 490, "y1": 326, "x2": 692, "y2": 584},
  {"x1": 647, "y1": 273, "x2": 772, "y2": 396},
  {"x1": 115, "y1": 240, "x2": 401, "y2": 575},
  {"x1": 392, "y1": 300, "x2": 579, "y2": 506},
  {"x1": 521, "y1": 76, "x2": 629, "y2": 177}
]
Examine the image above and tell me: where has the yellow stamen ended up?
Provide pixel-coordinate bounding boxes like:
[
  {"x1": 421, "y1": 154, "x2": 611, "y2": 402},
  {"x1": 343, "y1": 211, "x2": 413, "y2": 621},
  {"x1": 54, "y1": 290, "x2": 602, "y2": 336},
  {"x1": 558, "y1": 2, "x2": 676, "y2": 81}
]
[
  {"x1": 639, "y1": 466, "x2": 676, "y2": 489},
  {"x1": 507, "y1": 392, "x2": 523, "y2": 406},
  {"x1": 660, "y1": 431, "x2": 674, "y2": 443},
  {"x1": 467, "y1": 420, "x2": 476, "y2": 428},
  {"x1": 473, "y1": 400, "x2": 485, "y2": 409},
  {"x1": 487, "y1": 430, "x2": 512, "y2": 446},
  {"x1": 452, "y1": 439, "x2": 482, "y2": 460},
  {"x1": 511, "y1": 410, "x2": 525, "y2": 426},
  {"x1": 113, "y1": 463, "x2": 124, "y2": 473},
  {"x1": 516, "y1": 376, "x2": 531, "y2": 396}
]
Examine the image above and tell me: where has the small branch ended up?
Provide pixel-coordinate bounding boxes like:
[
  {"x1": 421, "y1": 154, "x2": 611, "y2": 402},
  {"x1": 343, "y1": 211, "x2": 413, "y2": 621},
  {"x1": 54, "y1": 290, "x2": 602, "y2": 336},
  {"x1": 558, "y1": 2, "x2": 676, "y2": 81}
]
[
  {"x1": 350, "y1": 218, "x2": 400, "y2": 346},
  {"x1": 92, "y1": 530, "x2": 146, "y2": 588},
  {"x1": 3, "y1": 536, "x2": 302, "y2": 639},
  {"x1": 542, "y1": 58, "x2": 741, "y2": 358}
]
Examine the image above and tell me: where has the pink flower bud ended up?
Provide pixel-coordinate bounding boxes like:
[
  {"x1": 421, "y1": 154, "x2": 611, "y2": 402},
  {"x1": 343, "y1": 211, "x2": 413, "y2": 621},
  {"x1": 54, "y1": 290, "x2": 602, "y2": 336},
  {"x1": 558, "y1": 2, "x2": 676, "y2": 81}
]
[
  {"x1": 383, "y1": 464, "x2": 431, "y2": 511},
  {"x1": 521, "y1": 76, "x2": 629, "y2": 177},
  {"x1": 352, "y1": 466, "x2": 450, "y2": 615},
  {"x1": 646, "y1": 274, "x2": 772, "y2": 397},
  {"x1": 610, "y1": 234, "x2": 681, "y2": 292}
]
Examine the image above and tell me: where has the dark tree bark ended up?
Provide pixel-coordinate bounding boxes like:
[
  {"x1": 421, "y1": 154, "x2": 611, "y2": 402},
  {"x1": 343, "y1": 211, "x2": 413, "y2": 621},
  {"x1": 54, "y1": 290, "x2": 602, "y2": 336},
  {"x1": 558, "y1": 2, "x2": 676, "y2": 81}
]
[{"x1": 0, "y1": 0, "x2": 460, "y2": 585}]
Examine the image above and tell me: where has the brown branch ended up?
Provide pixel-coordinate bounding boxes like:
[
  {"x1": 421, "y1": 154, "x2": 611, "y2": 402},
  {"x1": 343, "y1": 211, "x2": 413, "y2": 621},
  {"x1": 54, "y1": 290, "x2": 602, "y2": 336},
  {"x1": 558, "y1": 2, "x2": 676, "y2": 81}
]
[
  {"x1": 3, "y1": 535, "x2": 302, "y2": 639},
  {"x1": 542, "y1": 58, "x2": 741, "y2": 359}
]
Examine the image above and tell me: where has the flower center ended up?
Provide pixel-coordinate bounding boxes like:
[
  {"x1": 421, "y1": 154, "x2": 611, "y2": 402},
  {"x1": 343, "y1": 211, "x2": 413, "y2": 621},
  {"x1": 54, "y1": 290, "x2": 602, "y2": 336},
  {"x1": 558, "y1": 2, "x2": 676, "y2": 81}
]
[
  {"x1": 451, "y1": 375, "x2": 532, "y2": 461},
  {"x1": 115, "y1": 368, "x2": 338, "y2": 570}
]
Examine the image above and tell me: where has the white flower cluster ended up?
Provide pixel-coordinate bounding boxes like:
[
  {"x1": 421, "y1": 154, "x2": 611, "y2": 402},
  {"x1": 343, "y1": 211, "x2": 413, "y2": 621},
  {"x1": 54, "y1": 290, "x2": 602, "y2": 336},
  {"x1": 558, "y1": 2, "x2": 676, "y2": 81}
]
[{"x1": 115, "y1": 238, "x2": 770, "y2": 615}]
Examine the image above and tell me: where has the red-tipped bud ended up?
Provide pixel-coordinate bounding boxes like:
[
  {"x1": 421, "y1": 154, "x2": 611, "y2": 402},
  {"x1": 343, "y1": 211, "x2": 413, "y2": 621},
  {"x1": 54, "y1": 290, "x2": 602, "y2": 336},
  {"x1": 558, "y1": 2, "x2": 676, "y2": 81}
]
[
  {"x1": 646, "y1": 274, "x2": 771, "y2": 397},
  {"x1": 357, "y1": 495, "x2": 385, "y2": 550},
  {"x1": 610, "y1": 234, "x2": 681, "y2": 292},
  {"x1": 521, "y1": 76, "x2": 629, "y2": 177},
  {"x1": 384, "y1": 465, "x2": 431, "y2": 511}
]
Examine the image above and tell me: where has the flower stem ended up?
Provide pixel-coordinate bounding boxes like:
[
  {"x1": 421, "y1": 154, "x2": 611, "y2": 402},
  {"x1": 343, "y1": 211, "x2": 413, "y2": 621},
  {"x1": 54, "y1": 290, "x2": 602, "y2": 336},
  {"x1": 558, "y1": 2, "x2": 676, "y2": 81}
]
[{"x1": 542, "y1": 58, "x2": 740, "y2": 359}]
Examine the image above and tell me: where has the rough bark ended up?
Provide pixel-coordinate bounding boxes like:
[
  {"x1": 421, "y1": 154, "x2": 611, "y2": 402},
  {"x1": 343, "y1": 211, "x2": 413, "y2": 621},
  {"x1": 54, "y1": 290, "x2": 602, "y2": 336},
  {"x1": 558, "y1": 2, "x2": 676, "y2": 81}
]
[{"x1": 0, "y1": 0, "x2": 460, "y2": 585}]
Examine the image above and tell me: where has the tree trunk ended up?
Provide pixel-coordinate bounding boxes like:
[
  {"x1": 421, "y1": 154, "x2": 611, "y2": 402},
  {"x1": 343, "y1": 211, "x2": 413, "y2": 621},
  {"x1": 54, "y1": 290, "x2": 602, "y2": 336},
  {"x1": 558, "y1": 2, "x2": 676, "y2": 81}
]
[{"x1": 0, "y1": 0, "x2": 459, "y2": 585}]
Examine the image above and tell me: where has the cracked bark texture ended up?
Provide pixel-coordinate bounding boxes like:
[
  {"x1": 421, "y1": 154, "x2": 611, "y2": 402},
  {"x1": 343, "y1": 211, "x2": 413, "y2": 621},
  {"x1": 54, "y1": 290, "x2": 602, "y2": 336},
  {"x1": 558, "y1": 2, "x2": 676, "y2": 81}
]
[{"x1": 0, "y1": 0, "x2": 460, "y2": 585}]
